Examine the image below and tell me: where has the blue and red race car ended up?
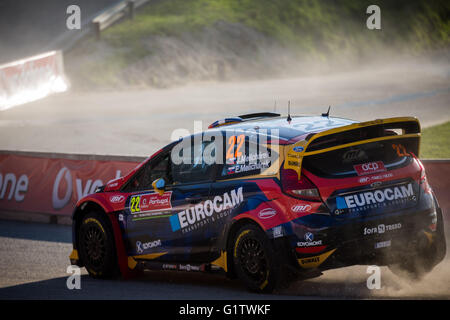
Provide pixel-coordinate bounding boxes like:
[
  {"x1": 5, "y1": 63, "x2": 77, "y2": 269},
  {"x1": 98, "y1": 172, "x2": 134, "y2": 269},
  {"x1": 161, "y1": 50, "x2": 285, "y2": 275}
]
[{"x1": 69, "y1": 112, "x2": 446, "y2": 293}]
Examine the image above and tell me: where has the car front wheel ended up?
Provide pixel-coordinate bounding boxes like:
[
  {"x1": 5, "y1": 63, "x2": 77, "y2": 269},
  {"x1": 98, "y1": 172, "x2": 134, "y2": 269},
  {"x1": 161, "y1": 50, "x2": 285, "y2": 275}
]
[{"x1": 78, "y1": 211, "x2": 119, "y2": 279}]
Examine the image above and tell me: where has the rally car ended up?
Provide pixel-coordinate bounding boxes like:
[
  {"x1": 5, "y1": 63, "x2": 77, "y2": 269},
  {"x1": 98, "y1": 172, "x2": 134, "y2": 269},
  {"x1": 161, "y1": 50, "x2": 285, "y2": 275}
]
[{"x1": 69, "y1": 112, "x2": 446, "y2": 293}]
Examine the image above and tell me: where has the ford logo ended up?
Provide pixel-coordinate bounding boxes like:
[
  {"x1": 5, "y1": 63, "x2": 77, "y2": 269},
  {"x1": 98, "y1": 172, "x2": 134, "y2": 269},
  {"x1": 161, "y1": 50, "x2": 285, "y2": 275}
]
[
  {"x1": 110, "y1": 195, "x2": 125, "y2": 203},
  {"x1": 293, "y1": 146, "x2": 304, "y2": 153}
]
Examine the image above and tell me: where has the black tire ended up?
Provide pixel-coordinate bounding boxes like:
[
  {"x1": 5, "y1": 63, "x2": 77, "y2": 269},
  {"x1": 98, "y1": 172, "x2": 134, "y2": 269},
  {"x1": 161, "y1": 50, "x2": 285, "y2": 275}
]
[
  {"x1": 78, "y1": 211, "x2": 119, "y2": 279},
  {"x1": 389, "y1": 205, "x2": 446, "y2": 280},
  {"x1": 232, "y1": 224, "x2": 282, "y2": 293}
]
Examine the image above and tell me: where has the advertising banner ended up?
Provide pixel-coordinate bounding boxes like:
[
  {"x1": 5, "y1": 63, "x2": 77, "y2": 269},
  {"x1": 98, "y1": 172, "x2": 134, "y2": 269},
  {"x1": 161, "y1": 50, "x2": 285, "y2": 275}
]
[
  {"x1": 0, "y1": 151, "x2": 448, "y2": 223},
  {"x1": 0, "y1": 51, "x2": 68, "y2": 110},
  {"x1": 0, "y1": 153, "x2": 140, "y2": 216}
]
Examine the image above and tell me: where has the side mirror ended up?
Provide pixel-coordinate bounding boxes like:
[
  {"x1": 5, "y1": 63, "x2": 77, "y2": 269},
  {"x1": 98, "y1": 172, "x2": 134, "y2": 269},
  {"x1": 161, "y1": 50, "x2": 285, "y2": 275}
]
[{"x1": 152, "y1": 178, "x2": 166, "y2": 195}]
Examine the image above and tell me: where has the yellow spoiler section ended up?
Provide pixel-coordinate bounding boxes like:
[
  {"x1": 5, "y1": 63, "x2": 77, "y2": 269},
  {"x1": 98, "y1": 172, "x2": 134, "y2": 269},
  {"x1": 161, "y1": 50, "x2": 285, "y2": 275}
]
[{"x1": 284, "y1": 117, "x2": 421, "y2": 179}]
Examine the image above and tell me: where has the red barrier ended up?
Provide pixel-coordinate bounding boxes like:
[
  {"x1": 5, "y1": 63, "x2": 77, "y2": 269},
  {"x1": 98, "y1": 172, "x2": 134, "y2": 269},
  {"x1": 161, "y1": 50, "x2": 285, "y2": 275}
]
[
  {"x1": 422, "y1": 160, "x2": 450, "y2": 223},
  {"x1": 0, "y1": 153, "x2": 140, "y2": 216},
  {"x1": 0, "y1": 151, "x2": 448, "y2": 223}
]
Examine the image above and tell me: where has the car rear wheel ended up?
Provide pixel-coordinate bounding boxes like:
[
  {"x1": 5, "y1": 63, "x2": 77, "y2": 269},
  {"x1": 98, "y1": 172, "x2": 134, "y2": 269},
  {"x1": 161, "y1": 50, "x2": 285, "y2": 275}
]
[
  {"x1": 232, "y1": 224, "x2": 282, "y2": 293},
  {"x1": 78, "y1": 211, "x2": 119, "y2": 279}
]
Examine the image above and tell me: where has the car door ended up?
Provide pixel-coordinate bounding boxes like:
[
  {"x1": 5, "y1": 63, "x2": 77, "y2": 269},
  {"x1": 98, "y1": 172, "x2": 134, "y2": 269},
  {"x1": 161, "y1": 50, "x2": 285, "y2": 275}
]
[
  {"x1": 121, "y1": 150, "x2": 177, "y2": 258},
  {"x1": 121, "y1": 138, "x2": 217, "y2": 262},
  {"x1": 167, "y1": 137, "x2": 219, "y2": 262}
]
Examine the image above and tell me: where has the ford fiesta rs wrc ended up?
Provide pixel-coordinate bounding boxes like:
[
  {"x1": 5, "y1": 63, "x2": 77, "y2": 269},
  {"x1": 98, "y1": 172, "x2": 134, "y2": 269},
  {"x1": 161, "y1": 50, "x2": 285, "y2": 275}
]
[{"x1": 69, "y1": 112, "x2": 446, "y2": 293}]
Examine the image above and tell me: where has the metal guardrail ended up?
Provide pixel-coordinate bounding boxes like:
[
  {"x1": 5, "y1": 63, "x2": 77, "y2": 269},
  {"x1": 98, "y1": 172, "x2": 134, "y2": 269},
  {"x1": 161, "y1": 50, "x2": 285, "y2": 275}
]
[
  {"x1": 42, "y1": 0, "x2": 152, "y2": 53},
  {"x1": 92, "y1": 0, "x2": 151, "y2": 40}
]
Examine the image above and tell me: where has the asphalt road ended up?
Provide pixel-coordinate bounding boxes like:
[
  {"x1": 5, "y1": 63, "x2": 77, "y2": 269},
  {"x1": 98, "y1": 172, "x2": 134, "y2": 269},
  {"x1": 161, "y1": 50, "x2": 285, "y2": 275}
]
[
  {"x1": 0, "y1": 56, "x2": 449, "y2": 157},
  {"x1": 0, "y1": 219, "x2": 449, "y2": 300}
]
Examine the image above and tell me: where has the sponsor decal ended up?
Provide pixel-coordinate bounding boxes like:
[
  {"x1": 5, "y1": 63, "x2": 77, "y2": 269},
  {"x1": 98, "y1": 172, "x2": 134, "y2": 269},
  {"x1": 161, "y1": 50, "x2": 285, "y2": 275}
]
[
  {"x1": 110, "y1": 195, "x2": 125, "y2": 203},
  {"x1": 375, "y1": 240, "x2": 391, "y2": 249},
  {"x1": 336, "y1": 183, "x2": 416, "y2": 213},
  {"x1": 287, "y1": 154, "x2": 301, "y2": 160},
  {"x1": 297, "y1": 232, "x2": 323, "y2": 247},
  {"x1": 178, "y1": 264, "x2": 202, "y2": 272},
  {"x1": 358, "y1": 172, "x2": 394, "y2": 184},
  {"x1": 298, "y1": 249, "x2": 336, "y2": 269},
  {"x1": 170, "y1": 187, "x2": 243, "y2": 233},
  {"x1": 258, "y1": 208, "x2": 277, "y2": 219},
  {"x1": 136, "y1": 239, "x2": 162, "y2": 254},
  {"x1": 293, "y1": 146, "x2": 304, "y2": 153},
  {"x1": 291, "y1": 204, "x2": 312, "y2": 213},
  {"x1": 162, "y1": 264, "x2": 177, "y2": 270},
  {"x1": 118, "y1": 214, "x2": 124, "y2": 221},
  {"x1": 354, "y1": 161, "x2": 386, "y2": 176},
  {"x1": 363, "y1": 222, "x2": 402, "y2": 235},
  {"x1": 288, "y1": 161, "x2": 299, "y2": 166},
  {"x1": 342, "y1": 149, "x2": 367, "y2": 163},
  {"x1": 272, "y1": 226, "x2": 284, "y2": 238},
  {"x1": 129, "y1": 192, "x2": 172, "y2": 214}
]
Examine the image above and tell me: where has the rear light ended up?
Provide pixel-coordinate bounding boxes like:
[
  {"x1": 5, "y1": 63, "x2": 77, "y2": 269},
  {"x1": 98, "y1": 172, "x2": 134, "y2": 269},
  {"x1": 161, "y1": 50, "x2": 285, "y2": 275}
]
[
  {"x1": 281, "y1": 168, "x2": 321, "y2": 201},
  {"x1": 419, "y1": 167, "x2": 432, "y2": 195}
]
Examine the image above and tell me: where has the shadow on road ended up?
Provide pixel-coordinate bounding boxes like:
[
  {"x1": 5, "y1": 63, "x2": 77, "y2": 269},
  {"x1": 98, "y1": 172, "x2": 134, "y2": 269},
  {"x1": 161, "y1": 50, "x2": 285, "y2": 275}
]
[
  {"x1": 2, "y1": 265, "x2": 449, "y2": 300},
  {"x1": 0, "y1": 220, "x2": 72, "y2": 243},
  {"x1": 0, "y1": 269, "x2": 374, "y2": 300}
]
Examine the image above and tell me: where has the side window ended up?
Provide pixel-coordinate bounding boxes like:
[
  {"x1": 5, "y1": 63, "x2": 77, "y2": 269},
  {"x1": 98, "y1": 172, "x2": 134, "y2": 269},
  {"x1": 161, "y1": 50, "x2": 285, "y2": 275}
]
[
  {"x1": 123, "y1": 153, "x2": 172, "y2": 192},
  {"x1": 171, "y1": 139, "x2": 217, "y2": 184},
  {"x1": 148, "y1": 154, "x2": 172, "y2": 183},
  {"x1": 220, "y1": 134, "x2": 275, "y2": 178}
]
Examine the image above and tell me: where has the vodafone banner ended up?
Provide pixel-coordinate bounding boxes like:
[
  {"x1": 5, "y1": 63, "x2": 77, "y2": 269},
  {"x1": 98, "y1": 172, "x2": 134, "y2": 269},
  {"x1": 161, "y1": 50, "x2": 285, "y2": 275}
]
[
  {"x1": 0, "y1": 153, "x2": 140, "y2": 216},
  {"x1": 0, "y1": 51, "x2": 68, "y2": 111}
]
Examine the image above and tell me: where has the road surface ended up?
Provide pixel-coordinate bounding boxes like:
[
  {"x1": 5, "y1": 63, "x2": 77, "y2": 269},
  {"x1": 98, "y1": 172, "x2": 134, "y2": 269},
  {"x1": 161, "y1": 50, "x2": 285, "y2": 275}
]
[{"x1": 0, "y1": 220, "x2": 448, "y2": 300}]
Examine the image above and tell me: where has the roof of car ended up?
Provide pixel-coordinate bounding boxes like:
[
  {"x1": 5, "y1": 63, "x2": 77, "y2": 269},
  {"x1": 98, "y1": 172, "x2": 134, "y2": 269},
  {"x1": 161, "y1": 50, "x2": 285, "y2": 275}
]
[{"x1": 207, "y1": 115, "x2": 358, "y2": 142}]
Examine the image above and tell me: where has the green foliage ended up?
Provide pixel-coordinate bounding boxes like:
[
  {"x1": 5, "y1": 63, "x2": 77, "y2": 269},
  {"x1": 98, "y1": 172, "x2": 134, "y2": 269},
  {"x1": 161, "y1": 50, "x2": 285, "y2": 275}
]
[
  {"x1": 421, "y1": 122, "x2": 450, "y2": 159},
  {"x1": 103, "y1": 0, "x2": 449, "y2": 54}
]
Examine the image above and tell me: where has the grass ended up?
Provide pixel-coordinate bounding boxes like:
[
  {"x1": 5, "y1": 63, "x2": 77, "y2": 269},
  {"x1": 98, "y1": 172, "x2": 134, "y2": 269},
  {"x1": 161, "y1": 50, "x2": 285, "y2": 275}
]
[
  {"x1": 420, "y1": 121, "x2": 450, "y2": 159},
  {"x1": 102, "y1": 0, "x2": 450, "y2": 54}
]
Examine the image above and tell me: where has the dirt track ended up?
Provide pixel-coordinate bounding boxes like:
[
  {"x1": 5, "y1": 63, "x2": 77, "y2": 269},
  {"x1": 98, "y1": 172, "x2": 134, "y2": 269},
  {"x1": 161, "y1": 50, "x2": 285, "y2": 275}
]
[{"x1": 0, "y1": 57, "x2": 449, "y2": 157}]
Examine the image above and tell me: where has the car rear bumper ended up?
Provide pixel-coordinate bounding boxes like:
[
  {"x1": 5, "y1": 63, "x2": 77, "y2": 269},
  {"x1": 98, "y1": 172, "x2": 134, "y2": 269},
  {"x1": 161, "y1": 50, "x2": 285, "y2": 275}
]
[{"x1": 286, "y1": 206, "x2": 440, "y2": 272}]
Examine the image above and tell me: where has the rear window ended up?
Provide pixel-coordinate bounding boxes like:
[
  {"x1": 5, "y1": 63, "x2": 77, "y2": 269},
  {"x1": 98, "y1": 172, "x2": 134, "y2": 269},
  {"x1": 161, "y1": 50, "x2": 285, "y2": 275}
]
[
  {"x1": 307, "y1": 122, "x2": 420, "y2": 152},
  {"x1": 302, "y1": 137, "x2": 419, "y2": 178}
]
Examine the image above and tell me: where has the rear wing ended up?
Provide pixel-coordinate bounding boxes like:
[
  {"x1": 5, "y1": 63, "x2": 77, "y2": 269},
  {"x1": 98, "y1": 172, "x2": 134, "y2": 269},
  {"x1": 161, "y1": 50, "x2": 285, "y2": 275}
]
[{"x1": 284, "y1": 117, "x2": 421, "y2": 178}]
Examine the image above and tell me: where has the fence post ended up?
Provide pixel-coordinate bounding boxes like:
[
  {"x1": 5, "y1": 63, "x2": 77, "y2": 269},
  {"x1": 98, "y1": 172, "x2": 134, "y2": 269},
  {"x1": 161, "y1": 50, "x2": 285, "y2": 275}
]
[
  {"x1": 128, "y1": 0, "x2": 135, "y2": 20},
  {"x1": 92, "y1": 21, "x2": 101, "y2": 40}
]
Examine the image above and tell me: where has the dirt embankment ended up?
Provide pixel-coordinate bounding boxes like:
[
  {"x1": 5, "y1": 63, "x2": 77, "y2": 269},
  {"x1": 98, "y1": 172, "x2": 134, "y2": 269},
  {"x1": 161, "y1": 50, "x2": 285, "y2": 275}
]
[
  {"x1": 66, "y1": 21, "x2": 306, "y2": 89},
  {"x1": 64, "y1": 0, "x2": 450, "y2": 90}
]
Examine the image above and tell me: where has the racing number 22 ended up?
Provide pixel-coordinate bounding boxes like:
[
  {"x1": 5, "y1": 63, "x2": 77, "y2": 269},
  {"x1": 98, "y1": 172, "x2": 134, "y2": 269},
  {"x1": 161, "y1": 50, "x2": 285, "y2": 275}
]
[
  {"x1": 227, "y1": 134, "x2": 245, "y2": 160},
  {"x1": 130, "y1": 196, "x2": 141, "y2": 213}
]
